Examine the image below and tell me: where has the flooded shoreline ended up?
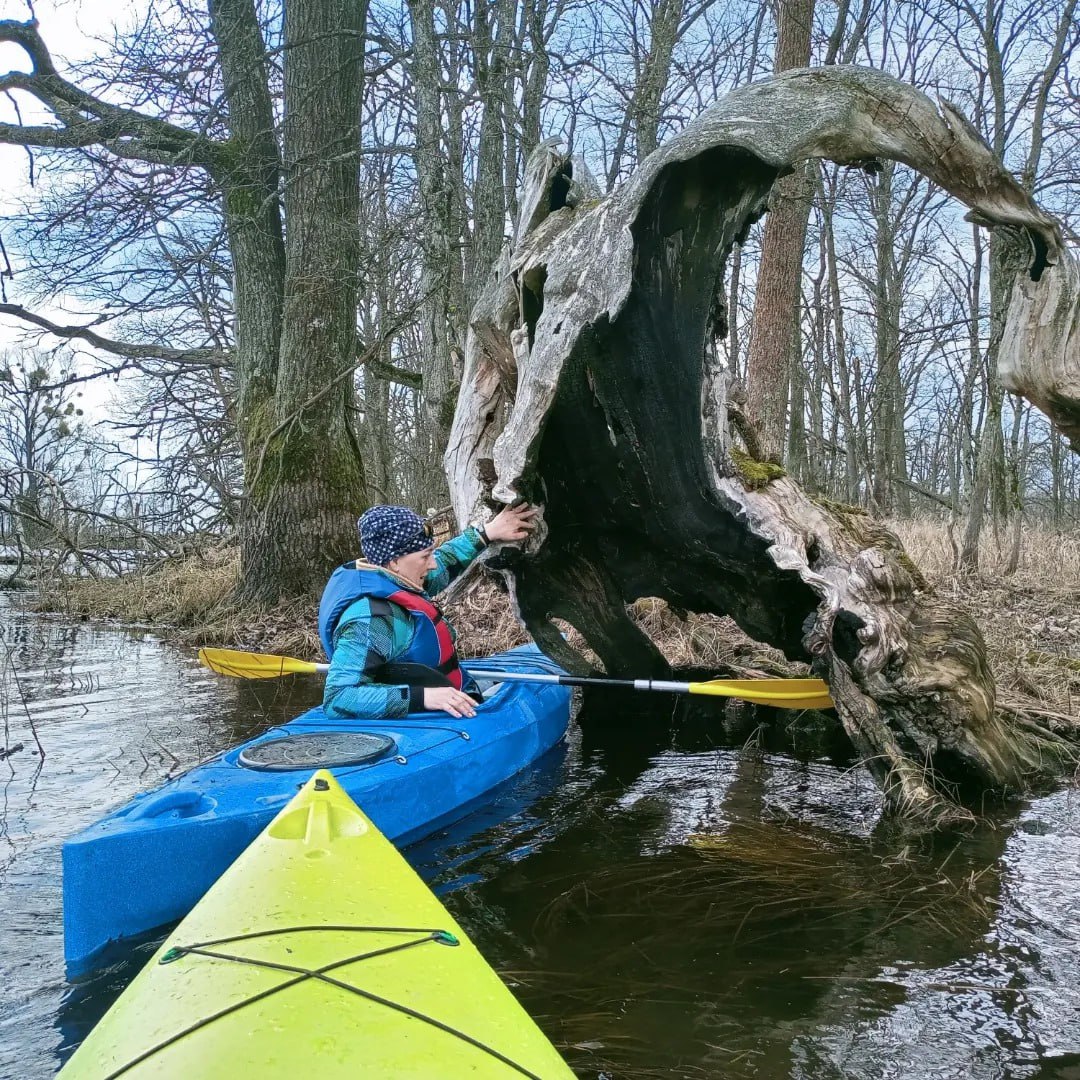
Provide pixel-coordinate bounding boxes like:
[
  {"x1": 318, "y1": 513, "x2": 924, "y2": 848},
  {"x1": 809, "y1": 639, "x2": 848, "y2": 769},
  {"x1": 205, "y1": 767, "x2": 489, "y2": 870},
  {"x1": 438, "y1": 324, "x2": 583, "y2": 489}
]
[{"x1": 2, "y1": 595, "x2": 1079, "y2": 1078}]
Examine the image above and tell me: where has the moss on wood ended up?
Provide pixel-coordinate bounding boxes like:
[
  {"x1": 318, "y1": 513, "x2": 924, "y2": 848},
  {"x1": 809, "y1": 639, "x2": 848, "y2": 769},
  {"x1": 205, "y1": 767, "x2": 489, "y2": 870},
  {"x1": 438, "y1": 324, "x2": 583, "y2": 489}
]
[{"x1": 729, "y1": 447, "x2": 786, "y2": 490}]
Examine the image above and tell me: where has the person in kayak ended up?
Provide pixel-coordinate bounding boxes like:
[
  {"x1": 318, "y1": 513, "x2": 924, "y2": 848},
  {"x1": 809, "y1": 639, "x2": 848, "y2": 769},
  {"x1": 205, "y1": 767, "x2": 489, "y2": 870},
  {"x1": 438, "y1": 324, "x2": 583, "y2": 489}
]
[{"x1": 319, "y1": 503, "x2": 537, "y2": 720}]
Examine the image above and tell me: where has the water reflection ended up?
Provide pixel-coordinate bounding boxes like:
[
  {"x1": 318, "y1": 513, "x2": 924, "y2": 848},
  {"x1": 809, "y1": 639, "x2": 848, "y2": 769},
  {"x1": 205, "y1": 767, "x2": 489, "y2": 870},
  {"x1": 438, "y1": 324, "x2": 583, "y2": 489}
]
[
  {"x1": 0, "y1": 597, "x2": 323, "y2": 1077},
  {"x1": 413, "y1": 696, "x2": 1080, "y2": 1079},
  {"x1": 1, "y1": 595, "x2": 1079, "y2": 1079}
]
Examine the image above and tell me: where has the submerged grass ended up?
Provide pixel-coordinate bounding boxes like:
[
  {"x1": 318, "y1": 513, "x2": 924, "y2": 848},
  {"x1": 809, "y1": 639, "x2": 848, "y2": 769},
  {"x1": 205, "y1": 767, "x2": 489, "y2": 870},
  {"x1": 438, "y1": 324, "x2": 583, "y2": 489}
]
[
  {"x1": 533, "y1": 820, "x2": 996, "y2": 953},
  {"x1": 498, "y1": 815, "x2": 1001, "y2": 1077}
]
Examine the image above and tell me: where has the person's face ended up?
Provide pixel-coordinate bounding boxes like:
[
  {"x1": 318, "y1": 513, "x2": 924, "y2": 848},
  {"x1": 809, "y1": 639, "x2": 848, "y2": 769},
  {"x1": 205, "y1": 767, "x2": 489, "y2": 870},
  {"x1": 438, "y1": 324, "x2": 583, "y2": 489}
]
[{"x1": 388, "y1": 546, "x2": 436, "y2": 588}]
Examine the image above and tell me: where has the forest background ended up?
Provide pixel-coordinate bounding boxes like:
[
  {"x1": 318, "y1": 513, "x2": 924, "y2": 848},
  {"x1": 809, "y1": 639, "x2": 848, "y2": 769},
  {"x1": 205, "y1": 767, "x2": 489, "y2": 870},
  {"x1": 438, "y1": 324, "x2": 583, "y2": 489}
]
[{"x1": 0, "y1": 0, "x2": 1077, "y2": 711}]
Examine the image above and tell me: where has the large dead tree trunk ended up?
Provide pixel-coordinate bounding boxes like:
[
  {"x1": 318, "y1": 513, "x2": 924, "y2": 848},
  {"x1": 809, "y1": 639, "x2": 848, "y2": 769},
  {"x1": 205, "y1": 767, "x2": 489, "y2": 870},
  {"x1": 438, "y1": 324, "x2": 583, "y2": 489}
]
[
  {"x1": 999, "y1": 252, "x2": 1080, "y2": 449},
  {"x1": 446, "y1": 66, "x2": 1077, "y2": 827}
]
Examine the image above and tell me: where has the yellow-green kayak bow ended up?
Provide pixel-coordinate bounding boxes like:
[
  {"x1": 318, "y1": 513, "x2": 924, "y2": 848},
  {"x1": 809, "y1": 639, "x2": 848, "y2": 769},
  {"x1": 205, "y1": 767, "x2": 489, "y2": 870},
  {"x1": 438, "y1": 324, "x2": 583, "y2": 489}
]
[{"x1": 60, "y1": 770, "x2": 574, "y2": 1079}]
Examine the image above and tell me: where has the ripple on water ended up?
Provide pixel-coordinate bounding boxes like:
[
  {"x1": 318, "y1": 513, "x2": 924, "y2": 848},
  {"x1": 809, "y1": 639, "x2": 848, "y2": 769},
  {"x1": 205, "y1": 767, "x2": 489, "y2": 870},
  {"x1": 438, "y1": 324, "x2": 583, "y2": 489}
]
[{"x1": 2, "y1": 598, "x2": 1080, "y2": 1080}]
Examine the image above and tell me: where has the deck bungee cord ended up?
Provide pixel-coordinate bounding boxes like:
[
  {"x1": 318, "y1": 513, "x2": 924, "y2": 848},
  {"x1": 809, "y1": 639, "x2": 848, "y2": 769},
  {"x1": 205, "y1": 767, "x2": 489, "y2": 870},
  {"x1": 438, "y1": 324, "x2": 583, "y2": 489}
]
[
  {"x1": 102, "y1": 927, "x2": 550, "y2": 1080},
  {"x1": 62, "y1": 770, "x2": 574, "y2": 1079}
]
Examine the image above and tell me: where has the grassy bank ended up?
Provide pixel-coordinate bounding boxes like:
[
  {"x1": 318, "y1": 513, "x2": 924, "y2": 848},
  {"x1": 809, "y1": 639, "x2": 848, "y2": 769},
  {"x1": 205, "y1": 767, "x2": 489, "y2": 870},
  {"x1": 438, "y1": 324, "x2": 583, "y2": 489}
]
[
  {"x1": 36, "y1": 520, "x2": 1078, "y2": 717},
  {"x1": 891, "y1": 519, "x2": 1080, "y2": 718}
]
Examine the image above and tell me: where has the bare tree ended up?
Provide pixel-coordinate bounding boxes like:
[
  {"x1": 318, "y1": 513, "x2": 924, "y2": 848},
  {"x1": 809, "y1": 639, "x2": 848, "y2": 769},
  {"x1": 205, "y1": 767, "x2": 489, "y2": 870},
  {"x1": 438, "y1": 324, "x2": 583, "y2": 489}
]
[
  {"x1": 0, "y1": 1, "x2": 370, "y2": 603},
  {"x1": 448, "y1": 68, "x2": 1073, "y2": 826},
  {"x1": 0, "y1": 348, "x2": 85, "y2": 548}
]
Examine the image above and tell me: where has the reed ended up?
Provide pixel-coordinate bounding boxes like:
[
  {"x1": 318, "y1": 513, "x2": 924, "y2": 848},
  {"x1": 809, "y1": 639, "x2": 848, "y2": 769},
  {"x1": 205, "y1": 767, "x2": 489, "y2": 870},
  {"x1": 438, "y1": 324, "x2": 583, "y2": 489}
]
[{"x1": 30, "y1": 518, "x2": 1078, "y2": 718}]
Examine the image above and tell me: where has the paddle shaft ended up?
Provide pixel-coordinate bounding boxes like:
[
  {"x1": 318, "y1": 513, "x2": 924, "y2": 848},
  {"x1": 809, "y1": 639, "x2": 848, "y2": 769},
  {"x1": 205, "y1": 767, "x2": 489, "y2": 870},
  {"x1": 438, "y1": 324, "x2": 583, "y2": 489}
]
[
  {"x1": 293, "y1": 666, "x2": 705, "y2": 693},
  {"x1": 472, "y1": 671, "x2": 705, "y2": 693},
  {"x1": 456, "y1": 669, "x2": 831, "y2": 707},
  {"x1": 197, "y1": 649, "x2": 832, "y2": 708}
]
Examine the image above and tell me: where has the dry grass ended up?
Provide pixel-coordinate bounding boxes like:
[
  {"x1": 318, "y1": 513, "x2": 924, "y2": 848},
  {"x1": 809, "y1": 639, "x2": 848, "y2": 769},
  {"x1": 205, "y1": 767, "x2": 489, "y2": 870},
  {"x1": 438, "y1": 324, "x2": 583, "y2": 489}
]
[
  {"x1": 445, "y1": 580, "x2": 794, "y2": 677},
  {"x1": 889, "y1": 516, "x2": 1080, "y2": 591},
  {"x1": 33, "y1": 546, "x2": 322, "y2": 659},
  {"x1": 36, "y1": 545, "x2": 241, "y2": 625},
  {"x1": 624, "y1": 598, "x2": 799, "y2": 677},
  {"x1": 33, "y1": 518, "x2": 1077, "y2": 718},
  {"x1": 891, "y1": 518, "x2": 1080, "y2": 717},
  {"x1": 442, "y1": 579, "x2": 531, "y2": 657}
]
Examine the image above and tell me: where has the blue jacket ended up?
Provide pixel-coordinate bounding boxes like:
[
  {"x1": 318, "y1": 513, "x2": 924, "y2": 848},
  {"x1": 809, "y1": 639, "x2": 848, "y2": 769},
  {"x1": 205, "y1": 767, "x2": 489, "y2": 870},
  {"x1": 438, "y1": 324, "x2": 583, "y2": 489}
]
[
  {"x1": 321, "y1": 528, "x2": 486, "y2": 719},
  {"x1": 319, "y1": 564, "x2": 463, "y2": 687}
]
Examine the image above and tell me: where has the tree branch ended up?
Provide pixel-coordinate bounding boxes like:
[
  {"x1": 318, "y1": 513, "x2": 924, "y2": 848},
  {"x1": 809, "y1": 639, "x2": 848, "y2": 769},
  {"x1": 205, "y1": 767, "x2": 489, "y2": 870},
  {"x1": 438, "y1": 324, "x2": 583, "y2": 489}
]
[
  {"x1": 0, "y1": 19, "x2": 220, "y2": 169},
  {"x1": 361, "y1": 351, "x2": 422, "y2": 389},
  {"x1": 0, "y1": 304, "x2": 226, "y2": 366}
]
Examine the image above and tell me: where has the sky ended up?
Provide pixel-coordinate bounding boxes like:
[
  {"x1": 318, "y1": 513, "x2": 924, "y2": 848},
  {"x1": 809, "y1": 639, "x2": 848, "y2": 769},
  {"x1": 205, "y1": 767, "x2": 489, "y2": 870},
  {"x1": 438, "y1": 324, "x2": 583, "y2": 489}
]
[{"x1": 1, "y1": 0, "x2": 152, "y2": 417}]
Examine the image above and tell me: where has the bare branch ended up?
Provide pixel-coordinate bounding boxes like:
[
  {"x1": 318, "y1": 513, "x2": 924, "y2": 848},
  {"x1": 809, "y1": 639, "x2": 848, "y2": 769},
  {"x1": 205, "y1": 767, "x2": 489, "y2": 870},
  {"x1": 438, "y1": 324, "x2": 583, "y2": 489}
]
[
  {"x1": 0, "y1": 19, "x2": 219, "y2": 169},
  {"x1": 0, "y1": 304, "x2": 226, "y2": 366}
]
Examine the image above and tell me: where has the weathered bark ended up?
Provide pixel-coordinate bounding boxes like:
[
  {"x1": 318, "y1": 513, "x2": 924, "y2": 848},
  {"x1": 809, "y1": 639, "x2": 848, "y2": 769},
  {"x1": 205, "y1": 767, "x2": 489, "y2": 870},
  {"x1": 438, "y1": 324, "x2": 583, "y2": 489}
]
[
  {"x1": 958, "y1": 0, "x2": 1080, "y2": 570},
  {"x1": 237, "y1": 0, "x2": 368, "y2": 603},
  {"x1": 744, "y1": 0, "x2": 815, "y2": 464},
  {"x1": 447, "y1": 66, "x2": 1072, "y2": 826},
  {"x1": 998, "y1": 253, "x2": 1080, "y2": 448}
]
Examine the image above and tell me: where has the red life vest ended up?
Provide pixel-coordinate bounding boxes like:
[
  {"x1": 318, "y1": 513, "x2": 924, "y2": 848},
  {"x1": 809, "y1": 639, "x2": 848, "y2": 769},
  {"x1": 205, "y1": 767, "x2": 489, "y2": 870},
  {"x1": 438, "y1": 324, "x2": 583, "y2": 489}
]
[{"x1": 318, "y1": 564, "x2": 463, "y2": 689}]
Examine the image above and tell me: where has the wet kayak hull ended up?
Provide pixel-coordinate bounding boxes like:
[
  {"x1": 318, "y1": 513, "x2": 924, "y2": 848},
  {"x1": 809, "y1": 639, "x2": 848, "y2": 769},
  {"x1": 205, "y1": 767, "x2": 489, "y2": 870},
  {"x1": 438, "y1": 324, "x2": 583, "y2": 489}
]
[
  {"x1": 59, "y1": 769, "x2": 575, "y2": 1078},
  {"x1": 63, "y1": 645, "x2": 571, "y2": 977}
]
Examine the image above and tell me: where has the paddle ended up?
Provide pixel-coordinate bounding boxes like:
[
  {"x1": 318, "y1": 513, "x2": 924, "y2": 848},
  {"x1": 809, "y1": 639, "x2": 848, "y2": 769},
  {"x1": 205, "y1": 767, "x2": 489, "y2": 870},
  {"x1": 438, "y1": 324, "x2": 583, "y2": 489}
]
[{"x1": 198, "y1": 647, "x2": 833, "y2": 711}]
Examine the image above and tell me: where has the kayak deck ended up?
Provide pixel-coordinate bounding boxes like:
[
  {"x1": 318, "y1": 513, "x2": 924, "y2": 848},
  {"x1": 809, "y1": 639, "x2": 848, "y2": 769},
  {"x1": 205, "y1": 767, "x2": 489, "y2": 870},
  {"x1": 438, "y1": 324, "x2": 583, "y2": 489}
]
[
  {"x1": 59, "y1": 771, "x2": 575, "y2": 1079},
  {"x1": 64, "y1": 645, "x2": 571, "y2": 977}
]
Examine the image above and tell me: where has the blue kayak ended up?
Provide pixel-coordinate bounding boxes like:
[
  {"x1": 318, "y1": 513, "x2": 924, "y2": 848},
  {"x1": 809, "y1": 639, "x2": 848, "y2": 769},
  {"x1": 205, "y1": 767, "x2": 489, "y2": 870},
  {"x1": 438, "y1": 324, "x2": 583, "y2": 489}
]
[{"x1": 63, "y1": 645, "x2": 571, "y2": 978}]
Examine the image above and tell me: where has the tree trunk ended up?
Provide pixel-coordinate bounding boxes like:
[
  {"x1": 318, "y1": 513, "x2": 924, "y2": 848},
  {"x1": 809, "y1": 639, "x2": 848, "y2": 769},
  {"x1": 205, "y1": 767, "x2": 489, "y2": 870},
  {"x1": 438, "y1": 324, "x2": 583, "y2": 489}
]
[
  {"x1": 1003, "y1": 400, "x2": 1027, "y2": 576},
  {"x1": 238, "y1": 0, "x2": 368, "y2": 604},
  {"x1": 820, "y1": 171, "x2": 861, "y2": 502},
  {"x1": 744, "y1": 0, "x2": 816, "y2": 464},
  {"x1": 632, "y1": 0, "x2": 683, "y2": 160},
  {"x1": 869, "y1": 163, "x2": 908, "y2": 514},
  {"x1": 447, "y1": 67, "x2": 1073, "y2": 827},
  {"x1": 520, "y1": 0, "x2": 553, "y2": 160},
  {"x1": 469, "y1": 0, "x2": 516, "y2": 302},
  {"x1": 960, "y1": 230, "x2": 1019, "y2": 572},
  {"x1": 208, "y1": 0, "x2": 285, "y2": 434},
  {"x1": 408, "y1": 0, "x2": 458, "y2": 506}
]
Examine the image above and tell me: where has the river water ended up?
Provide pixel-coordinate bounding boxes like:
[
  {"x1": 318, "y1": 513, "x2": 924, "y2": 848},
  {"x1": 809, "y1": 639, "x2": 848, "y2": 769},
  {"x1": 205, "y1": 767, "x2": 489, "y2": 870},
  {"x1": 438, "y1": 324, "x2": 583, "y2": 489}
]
[{"x1": 1, "y1": 596, "x2": 1079, "y2": 1079}]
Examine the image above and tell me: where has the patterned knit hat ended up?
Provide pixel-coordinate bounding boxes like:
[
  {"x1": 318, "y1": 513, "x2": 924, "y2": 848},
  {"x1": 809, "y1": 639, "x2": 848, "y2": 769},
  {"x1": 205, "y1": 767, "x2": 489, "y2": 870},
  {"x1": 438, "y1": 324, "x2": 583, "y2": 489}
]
[{"x1": 358, "y1": 505, "x2": 434, "y2": 566}]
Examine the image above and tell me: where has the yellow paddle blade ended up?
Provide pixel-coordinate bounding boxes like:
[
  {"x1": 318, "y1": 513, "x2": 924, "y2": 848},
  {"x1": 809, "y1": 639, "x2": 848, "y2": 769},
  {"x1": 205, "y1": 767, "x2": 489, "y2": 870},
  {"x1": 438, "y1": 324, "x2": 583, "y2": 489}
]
[
  {"x1": 689, "y1": 677, "x2": 833, "y2": 710},
  {"x1": 198, "y1": 647, "x2": 323, "y2": 680}
]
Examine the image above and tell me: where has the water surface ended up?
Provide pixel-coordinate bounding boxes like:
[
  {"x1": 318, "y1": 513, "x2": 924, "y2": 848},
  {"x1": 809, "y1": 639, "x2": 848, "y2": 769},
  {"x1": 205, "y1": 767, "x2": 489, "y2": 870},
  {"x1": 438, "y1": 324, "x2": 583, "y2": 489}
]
[{"x1": 1, "y1": 597, "x2": 1079, "y2": 1078}]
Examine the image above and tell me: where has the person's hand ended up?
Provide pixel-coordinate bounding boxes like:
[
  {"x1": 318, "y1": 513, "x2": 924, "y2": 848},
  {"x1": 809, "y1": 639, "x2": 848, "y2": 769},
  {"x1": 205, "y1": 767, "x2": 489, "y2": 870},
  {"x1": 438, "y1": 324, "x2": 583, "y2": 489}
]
[
  {"x1": 423, "y1": 686, "x2": 477, "y2": 718},
  {"x1": 484, "y1": 503, "x2": 539, "y2": 543}
]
